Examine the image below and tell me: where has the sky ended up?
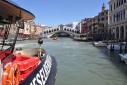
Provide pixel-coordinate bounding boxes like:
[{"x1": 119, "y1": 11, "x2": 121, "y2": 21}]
[{"x1": 12, "y1": 0, "x2": 109, "y2": 26}]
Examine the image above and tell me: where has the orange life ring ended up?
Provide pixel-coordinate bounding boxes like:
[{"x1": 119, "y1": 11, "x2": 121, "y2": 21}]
[{"x1": 2, "y1": 63, "x2": 20, "y2": 85}]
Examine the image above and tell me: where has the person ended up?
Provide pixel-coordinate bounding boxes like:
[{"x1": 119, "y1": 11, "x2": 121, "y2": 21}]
[
  {"x1": 38, "y1": 38, "x2": 43, "y2": 58},
  {"x1": 38, "y1": 38, "x2": 43, "y2": 45}
]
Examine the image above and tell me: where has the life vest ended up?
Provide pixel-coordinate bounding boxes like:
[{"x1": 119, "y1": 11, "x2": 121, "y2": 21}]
[{"x1": 2, "y1": 63, "x2": 20, "y2": 85}]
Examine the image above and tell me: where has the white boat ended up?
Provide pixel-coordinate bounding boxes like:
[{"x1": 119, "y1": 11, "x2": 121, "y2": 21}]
[
  {"x1": 93, "y1": 41, "x2": 107, "y2": 47},
  {"x1": 107, "y1": 44, "x2": 125, "y2": 50},
  {"x1": 119, "y1": 54, "x2": 127, "y2": 64}
]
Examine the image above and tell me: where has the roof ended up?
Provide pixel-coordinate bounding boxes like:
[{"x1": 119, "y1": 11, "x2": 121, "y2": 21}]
[{"x1": 0, "y1": 0, "x2": 35, "y2": 20}]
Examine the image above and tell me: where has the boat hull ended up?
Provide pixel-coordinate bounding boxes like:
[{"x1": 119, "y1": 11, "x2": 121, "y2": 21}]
[
  {"x1": 20, "y1": 54, "x2": 57, "y2": 85},
  {"x1": 119, "y1": 54, "x2": 127, "y2": 64},
  {"x1": 93, "y1": 41, "x2": 107, "y2": 47},
  {"x1": 107, "y1": 44, "x2": 125, "y2": 50}
]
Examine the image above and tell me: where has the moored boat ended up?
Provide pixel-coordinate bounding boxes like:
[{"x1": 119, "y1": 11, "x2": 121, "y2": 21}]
[
  {"x1": 119, "y1": 54, "x2": 127, "y2": 64},
  {"x1": 93, "y1": 41, "x2": 107, "y2": 47},
  {"x1": 107, "y1": 43, "x2": 125, "y2": 51},
  {"x1": 0, "y1": 1, "x2": 57, "y2": 85}
]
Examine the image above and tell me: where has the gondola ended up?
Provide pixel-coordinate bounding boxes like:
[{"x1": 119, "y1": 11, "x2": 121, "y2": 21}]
[{"x1": 0, "y1": 1, "x2": 57, "y2": 85}]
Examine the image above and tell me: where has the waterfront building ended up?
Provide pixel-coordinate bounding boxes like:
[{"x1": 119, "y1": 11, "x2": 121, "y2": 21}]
[
  {"x1": 76, "y1": 18, "x2": 89, "y2": 34},
  {"x1": 23, "y1": 20, "x2": 35, "y2": 38},
  {"x1": 97, "y1": 4, "x2": 108, "y2": 40},
  {"x1": 18, "y1": 20, "x2": 43, "y2": 39},
  {"x1": 35, "y1": 24, "x2": 43, "y2": 35},
  {"x1": 109, "y1": 0, "x2": 127, "y2": 41},
  {"x1": 87, "y1": 3, "x2": 108, "y2": 41}
]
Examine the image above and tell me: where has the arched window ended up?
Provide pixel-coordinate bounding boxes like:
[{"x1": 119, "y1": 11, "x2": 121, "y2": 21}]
[
  {"x1": 121, "y1": 26, "x2": 124, "y2": 41},
  {"x1": 126, "y1": 26, "x2": 127, "y2": 40},
  {"x1": 116, "y1": 27, "x2": 119, "y2": 40}
]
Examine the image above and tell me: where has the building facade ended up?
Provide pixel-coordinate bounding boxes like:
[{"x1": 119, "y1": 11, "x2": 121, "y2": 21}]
[
  {"x1": 97, "y1": 4, "x2": 108, "y2": 40},
  {"x1": 75, "y1": 18, "x2": 89, "y2": 34},
  {"x1": 87, "y1": 4, "x2": 108, "y2": 41},
  {"x1": 109, "y1": 0, "x2": 127, "y2": 41}
]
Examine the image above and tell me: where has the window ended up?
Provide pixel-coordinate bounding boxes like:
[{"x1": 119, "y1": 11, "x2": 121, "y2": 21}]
[
  {"x1": 114, "y1": 3, "x2": 116, "y2": 9},
  {"x1": 101, "y1": 17, "x2": 104, "y2": 21},
  {"x1": 124, "y1": 0, "x2": 126, "y2": 3},
  {"x1": 117, "y1": 1, "x2": 119, "y2": 7},
  {"x1": 113, "y1": 14, "x2": 115, "y2": 22},
  {"x1": 121, "y1": 0, "x2": 124, "y2": 5},
  {"x1": 123, "y1": 9, "x2": 126, "y2": 19},
  {"x1": 110, "y1": 4, "x2": 112, "y2": 11},
  {"x1": 116, "y1": 13, "x2": 119, "y2": 21},
  {"x1": 105, "y1": 11, "x2": 108, "y2": 15},
  {"x1": 118, "y1": 0, "x2": 121, "y2": 6},
  {"x1": 118, "y1": 12, "x2": 120, "y2": 21},
  {"x1": 98, "y1": 18, "x2": 100, "y2": 22}
]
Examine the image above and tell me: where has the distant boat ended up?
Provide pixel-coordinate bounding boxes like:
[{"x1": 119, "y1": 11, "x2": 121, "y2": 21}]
[
  {"x1": 93, "y1": 41, "x2": 107, "y2": 47},
  {"x1": 73, "y1": 37, "x2": 87, "y2": 41},
  {"x1": 52, "y1": 37, "x2": 58, "y2": 40}
]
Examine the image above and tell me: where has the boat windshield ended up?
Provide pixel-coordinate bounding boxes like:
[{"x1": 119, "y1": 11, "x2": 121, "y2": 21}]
[
  {"x1": 0, "y1": 0, "x2": 34, "y2": 63},
  {"x1": 0, "y1": 16, "x2": 23, "y2": 62}
]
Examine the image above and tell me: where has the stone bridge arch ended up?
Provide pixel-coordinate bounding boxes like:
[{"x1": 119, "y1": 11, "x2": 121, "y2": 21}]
[
  {"x1": 44, "y1": 27, "x2": 78, "y2": 38},
  {"x1": 50, "y1": 30, "x2": 74, "y2": 38}
]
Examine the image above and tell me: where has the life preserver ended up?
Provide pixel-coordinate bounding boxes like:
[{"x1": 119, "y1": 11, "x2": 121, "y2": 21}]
[
  {"x1": 2, "y1": 63, "x2": 11, "y2": 85},
  {"x1": 2, "y1": 63, "x2": 20, "y2": 85}
]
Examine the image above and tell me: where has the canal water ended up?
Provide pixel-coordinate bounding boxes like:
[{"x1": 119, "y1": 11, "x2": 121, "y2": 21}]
[
  {"x1": 17, "y1": 38, "x2": 127, "y2": 85},
  {"x1": 43, "y1": 38, "x2": 127, "y2": 85}
]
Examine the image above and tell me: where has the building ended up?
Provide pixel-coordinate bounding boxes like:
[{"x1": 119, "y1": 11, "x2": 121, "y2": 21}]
[
  {"x1": 78, "y1": 18, "x2": 90, "y2": 34},
  {"x1": 35, "y1": 24, "x2": 43, "y2": 35},
  {"x1": 87, "y1": 3, "x2": 108, "y2": 41},
  {"x1": 22, "y1": 20, "x2": 35, "y2": 38},
  {"x1": 76, "y1": 19, "x2": 89, "y2": 34},
  {"x1": 109, "y1": 0, "x2": 127, "y2": 41},
  {"x1": 18, "y1": 20, "x2": 43, "y2": 39},
  {"x1": 97, "y1": 4, "x2": 108, "y2": 40}
]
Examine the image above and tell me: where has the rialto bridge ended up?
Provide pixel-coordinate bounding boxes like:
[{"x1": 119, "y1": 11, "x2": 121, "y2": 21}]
[{"x1": 43, "y1": 27, "x2": 79, "y2": 38}]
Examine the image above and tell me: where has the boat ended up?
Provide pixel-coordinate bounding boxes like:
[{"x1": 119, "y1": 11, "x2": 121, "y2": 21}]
[
  {"x1": 119, "y1": 54, "x2": 127, "y2": 64},
  {"x1": 73, "y1": 34, "x2": 87, "y2": 41},
  {"x1": 73, "y1": 36, "x2": 87, "y2": 41},
  {"x1": 107, "y1": 43, "x2": 125, "y2": 51},
  {"x1": 0, "y1": 1, "x2": 57, "y2": 85},
  {"x1": 52, "y1": 37, "x2": 58, "y2": 40},
  {"x1": 93, "y1": 41, "x2": 107, "y2": 47}
]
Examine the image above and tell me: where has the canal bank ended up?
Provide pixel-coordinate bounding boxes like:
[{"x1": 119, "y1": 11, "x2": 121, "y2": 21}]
[{"x1": 16, "y1": 38, "x2": 127, "y2": 85}]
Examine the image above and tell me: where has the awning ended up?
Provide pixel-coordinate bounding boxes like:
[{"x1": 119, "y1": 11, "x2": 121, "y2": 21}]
[{"x1": 0, "y1": 0, "x2": 35, "y2": 21}]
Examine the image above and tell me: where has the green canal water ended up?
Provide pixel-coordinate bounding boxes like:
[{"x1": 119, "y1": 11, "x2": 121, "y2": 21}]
[
  {"x1": 43, "y1": 38, "x2": 127, "y2": 85},
  {"x1": 17, "y1": 38, "x2": 127, "y2": 85}
]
